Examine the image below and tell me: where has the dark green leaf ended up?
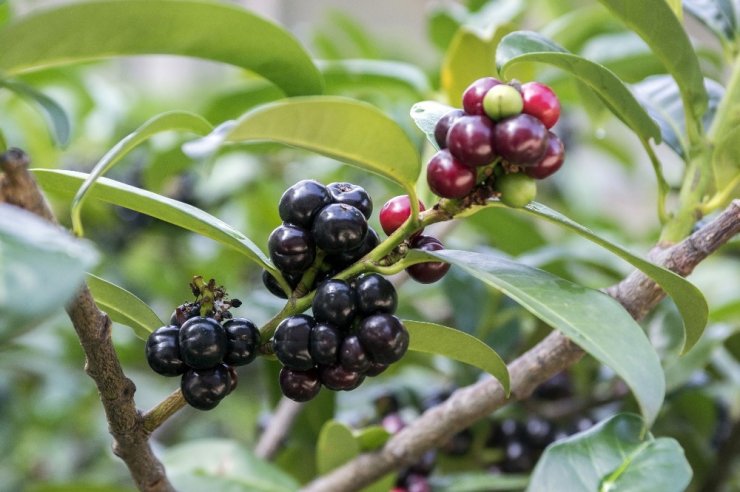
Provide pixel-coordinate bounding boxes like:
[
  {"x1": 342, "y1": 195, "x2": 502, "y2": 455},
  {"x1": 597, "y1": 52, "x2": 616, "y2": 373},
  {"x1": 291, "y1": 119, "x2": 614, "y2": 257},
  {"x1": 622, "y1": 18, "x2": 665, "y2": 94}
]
[
  {"x1": 32, "y1": 169, "x2": 275, "y2": 273},
  {"x1": 405, "y1": 319, "x2": 510, "y2": 394},
  {"x1": 316, "y1": 420, "x2": 360, "y2": 474},
  {"x1": 353, "y1": 426, "x2": 391, "y2": 451},
  {"x1": 684, "y1": 0, "x2": 737, "y2": 43},
  {"x1": 427, "y1": 250, "x2": 665, "y2": 426},
  {"x1": 86, "y1": 274, "x2": 163, "y2": 340},
  {"x1": 528, "y1": 414, "x2": 692, "y2": 492},
  {"x1": 409, "y1": 100, "x2": 456, "y2": 150},
  {"x1": 0, "y1": 0, "x2": 322, "y2": 96},
  {"x1": 496, "y1": 31, "x2": 661, "y2": 143},
  {"x1": 0, "y1": 79, "x2": 71, "y2": 146}
]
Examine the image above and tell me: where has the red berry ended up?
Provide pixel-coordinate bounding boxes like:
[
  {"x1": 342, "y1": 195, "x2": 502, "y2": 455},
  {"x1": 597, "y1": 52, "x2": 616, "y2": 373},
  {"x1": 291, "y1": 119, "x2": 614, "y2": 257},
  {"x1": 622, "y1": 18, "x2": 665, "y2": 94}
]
[
  {"x1": 462, "y1": 77, "x2": 502, "y2": 115},
  {"x1": 433, "y1": 109, "x2": 465, "y2": 149},
  {"x1": 446, "y1": 115, "x2": 497, "y2": 167},
  {"x1": 426, "y1": 150, "x2": 477, "y2": 199},
  {"x1": 526, "y1": 131, "x2": 565, "y2": 179},
  {"x1": 406, "y1": 235, "x2": 450, "y2": 284},
  {"x1": 379, "y1": 195, "x2": 426, "y2": 236},
  {"x1": 521, "y1": 82, "x2": 560, "y2": 129},
  {"x1": 493, "y1": 114, "x2": 549, "y2": 166}
]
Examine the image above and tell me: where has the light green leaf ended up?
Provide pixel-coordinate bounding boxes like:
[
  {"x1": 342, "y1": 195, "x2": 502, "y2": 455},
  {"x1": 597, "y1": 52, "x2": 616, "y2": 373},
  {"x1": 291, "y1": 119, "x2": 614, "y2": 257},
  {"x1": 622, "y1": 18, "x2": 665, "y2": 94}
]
[
  {"x1": 432, "y1": 473, "x2": 530, "y2": 491},
  {"x1": 0, "y1": 79, "x2": 71, "y2": 146},
  {"x1": 0, "y1": 0, "x2": 322, "y2": 96},
  {"x1": 712, "y1": 125, "x2": 740, "y2": 201},
  {"x1": 441, "y1": 29, "x2": 499, "y2": 105},
  {"x1": 318, "y1": 59, "x2": 431, "y2": 97},
  {"x1": 528, "y1": 414, "x2": 692, "y2": 492},
  {"x1": 86, "y1": 274, "x2": 163, "y2": 340},
  {"x1": 428, "y1": 250, "x2": 665, "y2": 426},
  {"x1": 71, "y1": 111, "x2": 212, "y2": 236},
  {"x1": 405, "y1": 319, "x2": 510, "y2": 395},
  {"x1": 496, "y1": 31, "x2": 661, "y2": 143},
  {"x1": 317, "y1": 420, "x2": 360, "y2": 475},
  {"x1": 33, "y1": 169, "x2": 275, "y2": 273},
  {"x1": 409, "y1": 100, "x2": 456, "y2": 150},
  {"x1": 353, "y1": 426, "x2": 391, "y2": 452}
]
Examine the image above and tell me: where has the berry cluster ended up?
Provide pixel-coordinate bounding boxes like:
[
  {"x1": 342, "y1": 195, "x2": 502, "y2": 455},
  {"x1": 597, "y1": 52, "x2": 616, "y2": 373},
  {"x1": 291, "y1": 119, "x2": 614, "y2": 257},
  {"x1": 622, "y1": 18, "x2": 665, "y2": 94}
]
[
  {"x1": 263, "y1": 180, "x2": 379, "y2": 298},
  {"x1": 428, "y1": 77, "x2": 565, "y2": 207},
  {"x1": 145, "y1": 278, "x2": 260, "y2": 410},
  {"x1": 273, "y1": 273, "x2": 408, "y2": 402}
]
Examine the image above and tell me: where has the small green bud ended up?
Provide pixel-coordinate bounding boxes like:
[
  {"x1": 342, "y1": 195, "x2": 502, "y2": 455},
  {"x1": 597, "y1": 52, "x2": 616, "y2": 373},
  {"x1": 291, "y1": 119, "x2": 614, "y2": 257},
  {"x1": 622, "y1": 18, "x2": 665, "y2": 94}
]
[
  {"x1": 483, "y1": 84, "x2": 523, "y2": 121},
  {"x1": 496, "y1": 173, "x2": 537, "y2": 208}
]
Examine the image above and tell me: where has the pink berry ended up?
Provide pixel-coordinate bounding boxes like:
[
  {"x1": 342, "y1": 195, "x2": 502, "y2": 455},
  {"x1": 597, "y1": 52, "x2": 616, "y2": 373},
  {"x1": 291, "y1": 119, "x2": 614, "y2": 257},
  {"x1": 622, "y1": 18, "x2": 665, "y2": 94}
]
[
  {"x1": 521, "y1": 82, "x2": 560, "y2": 129},
  {"x1": 379, "y1": 195, "x2": 426, "y2": 236},
  {"x1": 426, "y1": 150, "x2": 477, "y2": 199},
  {"x1": 526, "y1": 132, "x2": 565, "y2": 179},
  {"x1": 493, "y1": 114, "x2": 549, "y2": 166},
  {"x1": 433, "y1": 109, "x2": 465, "y2": 149},
  {"x1": 462, "y1": 77, "x2": 502, "y2": 115}
]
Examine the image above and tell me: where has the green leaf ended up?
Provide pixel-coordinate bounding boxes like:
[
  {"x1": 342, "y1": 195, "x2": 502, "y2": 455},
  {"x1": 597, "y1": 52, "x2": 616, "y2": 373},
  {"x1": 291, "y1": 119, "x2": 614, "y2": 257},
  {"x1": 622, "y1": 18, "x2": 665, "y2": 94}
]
[
  {"x1": 409, "y1": 100, "x2": 456, "y2": 150},
  {"x1": 684, "y1": 0, "x2": 737, "y2": 43},
  {"x1": 595, "y1": 0, "x2": 708, "y2": 124},
  {"x1": 441, "y1": 29, "x2": 499, "y2": 105},
  {"x1": 318, "y1": 59, "x2": 431, "y2": 97},
  {"x1": 86, "y1": 274, "x2": 163, "y2": 340},
  {"x1": 32, "y1": 169, "x2": 275, "y2": 273},
  {"x1": 427, "y1": 250, "x2": 665, "y2": 426},
  {"x1": 223, "y1": 97, "x2": 421, "y2": 202},
  {"x1": 0, "y1": 204, "x2": 98, "y2": 341},
  {"x1": 0, "y1": 0, "x2": 322, "y2": 97},
  {"x1": 496, "y1": 31, "x2": 661, "y2": 143},
  {"x1": 316, "y1": 420, "x2": 360, "y2": 475},
  {"x1": 71, "y1": 111, "x2": 212, "y2": 236},
  {"x1": 353, "y1": 426, "x2": 391, "y2": 452},
  {"x1": 405, "y1": 319, "x2": 510, "y2": 395},
  {"x1": 432, "y1": 473, "x2": 530, "y2": 491},
  {"x1": 712, "y1": 125, "x2": 740, "y2": 198},
  {"x1": 0, "y1": 79, "x2": 71, "y2": 146},
  {"x1": 528, "y1": 414, "x2": 692, "y2": 492}
]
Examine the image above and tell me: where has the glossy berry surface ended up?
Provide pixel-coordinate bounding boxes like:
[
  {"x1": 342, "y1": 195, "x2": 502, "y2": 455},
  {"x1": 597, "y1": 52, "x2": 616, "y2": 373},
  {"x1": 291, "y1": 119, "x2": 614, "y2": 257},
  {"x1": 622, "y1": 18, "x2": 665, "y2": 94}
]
[
  {"x1": 483, "y1": 84, "x2": 524, "y2": 121},
  {"x1": 311, "y1": 203, "x2": 368, "y2": 253},
  {"x1": 320, "y1": 364, "x2": 364, "y2": 391},
  {"x1": 433, "y1": 109, "x2": 465, "y2": 149},
  {"x1": 497, "y1": 173, "x2": 537, "y2": 208},
  {"x1": 309, "y1": 322, "x2": 341, "y2": 366},
  {"x1": 525, "y1": 131, "x2": 565, "y2": 179},
  {"x1": 268, "y1": 224, "x2": 316, "y2": 274},
  {"x1": 223, "y1": 318, "x2": 260, "y2": 366},
  {"x1": 365, "y1": 361, "x2": 389, "y2": 377},
  {"x1": 181, "y1": 364, "x2": 232, "y2": 410},
  {"x1": 273, "y1": 315, "x2": 315, "y2": 370},
  {"x1": 328, "y1": 227, "x2": 380, "y2": 268},
  {"x1": 494, "y1": 114, "x2": 549, "y2": 166},
  {"x1": 327, "y1": 182, "x2": 373, "y2": 219},
  {"x1": 146, "y1": 325, "x2": 186, "y2": 376},
  {"x1": 521, "y1": 81, "x2": 560, "y2": 129},
  {"x1": 261, "y1": 270, "x2": 301, "y2": 299},
  {"x1": 278, "y1": 179, "x2": 332, "y2": 228},
  {"x1": 406, "y1": 235, "x2": 450, "y2": 284},
  {"x1": 339, "y1": 335, "x2": 372, "y2": 373},
  {"x1": 279, "y1": 367, "x2": 321, "y2": 402},
  {"x1": 446, "y1": 115, "x2": 497, "y2": 167},
  {"x1": 426, "y1": 149, "x2": 477, "y2": 198},
  {"x1": 379, "y1": 195, "x2": 425, "y2": 236},
  {"x1": 357, "y1": 314, "x2": 409, "y2": 364},
  {"x1": 312, "y1": 279, "x2": 357, "y2": 329},
  {"x1": 355, "y1": 273, "x2": 397, "y2": 315},
  {"x1": 178, "y1": 317, "x2": 227, "y2": 369},
  {"x1": 462, "y1": 77, "x2": 501, "y2": 115}
]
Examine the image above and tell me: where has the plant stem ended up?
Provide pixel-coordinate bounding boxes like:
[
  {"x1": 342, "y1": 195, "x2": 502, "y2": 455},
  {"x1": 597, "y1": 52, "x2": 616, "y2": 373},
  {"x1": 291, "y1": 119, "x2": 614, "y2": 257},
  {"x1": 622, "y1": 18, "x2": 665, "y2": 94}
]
[{"x1": 143, "y1": 389, "x2": 187, "y2": 433}]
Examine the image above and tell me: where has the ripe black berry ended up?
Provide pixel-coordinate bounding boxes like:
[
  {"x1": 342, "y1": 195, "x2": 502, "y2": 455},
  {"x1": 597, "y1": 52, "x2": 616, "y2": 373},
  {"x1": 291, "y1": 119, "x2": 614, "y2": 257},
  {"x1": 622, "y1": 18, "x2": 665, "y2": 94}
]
[
  {"x1": 145, "y1": 325, "x2": 186, "y2": 376},
  {"x1": 327, "y1": 182, "x2": 373, "y2": 219},
  {"x1": 278, "y1": 179, "x2": 332, "y2": 228},
  {"x1": 339, "y1": 335, "x2": 372, "y2": 373},
  {"x1": 178, "y1": 317, "x2": 227, "y2": 369},
  {"x1": 493, "y1": 113, "x2": 549, "y2": 166},
  {"x1": 311, "y1": 203, "x2": 368, "y2": 253},
  {"x1": 320, "y1": 364, "x2": 364, "y2": 391},
  {"x1": 181, "y1": 363, "x2": 232, "y2": 410},
  {"x1": 446, "y1": 115, "x2": 497, "y2": 167},
  {"x1": 357, "y1": 314, "x2": 409, "y2": 364},
  {"x1": 406, "y1": 235, "x2": 450, "y2": 284},
  {"x1": 273, "y1": 315, "x2": 315, "y2": 370},
  {"x1": 355, "y1": 273, "x2": 397, "y2": 316},
  {"x1": 169, "y1": 302, "x2": 200, "y2": 327},
  {"x1": 327, "y1": 227, "x2": 380, "y2": 269},
  {"x1": 279, "y1": 367, "x2": 321, "y2": 402},
  {"x1": 312, "y1": 279, "x2": 357, "y2": 329},
  {"x1": 223, "y1": 318, "x2": 260, "y2": 366},
  {"x1": 365, "y1": 361, "x2": 389, "y2": 377},
  {"x1": 309, "y1": 322, "x2": 341, "y2": 366},
  {"x1": 261, "y1": 270, "x2": 301, "y2": 299},
  {"x1": 426, "y1": 149, "x2": 477, "y2": 199},
  {"x1": 268, "y1": 224, "x2": 316, "y2": 274},
  {"x1": 433, "y1": 109, "x2": 465, "y2": 149}
]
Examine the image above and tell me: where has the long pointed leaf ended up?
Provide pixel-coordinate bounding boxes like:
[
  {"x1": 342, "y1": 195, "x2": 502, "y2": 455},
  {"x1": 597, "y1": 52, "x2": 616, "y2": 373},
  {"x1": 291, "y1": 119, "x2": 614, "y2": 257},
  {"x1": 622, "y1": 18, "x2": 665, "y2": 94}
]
[{"x1": 0, "y1": 79, "x2": 71, "y2": 146}]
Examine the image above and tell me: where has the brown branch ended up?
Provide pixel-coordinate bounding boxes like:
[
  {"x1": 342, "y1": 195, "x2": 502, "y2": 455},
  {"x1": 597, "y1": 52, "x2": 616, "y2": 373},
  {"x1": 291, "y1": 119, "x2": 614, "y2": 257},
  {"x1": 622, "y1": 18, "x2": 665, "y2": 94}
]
[
  {"x1": 255, "y1": 397, "x2": 306, "y2": 460},
  {"x1": 302, "y1": 199, "x2": 740, "y2": 492},
  {"x1": 0, "y1": 149, "x2": 175, "y2": 492}
]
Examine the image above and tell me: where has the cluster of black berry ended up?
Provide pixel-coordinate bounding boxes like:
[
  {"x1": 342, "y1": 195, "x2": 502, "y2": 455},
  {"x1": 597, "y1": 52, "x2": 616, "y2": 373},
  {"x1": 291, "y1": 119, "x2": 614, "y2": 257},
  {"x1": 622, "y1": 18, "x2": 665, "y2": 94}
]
[
  {"x1": 145, "y1": 279, "x2": 260, "y2": 410},
  {"x1": 273, "y1": 273, "x2": 408, "y2": 402},
  {"x1": 262, "y1": 180, "x2": 380, "y2": 298},
  {"x1": 429, "y1": 77, "x2": 566, "y2": 207}
]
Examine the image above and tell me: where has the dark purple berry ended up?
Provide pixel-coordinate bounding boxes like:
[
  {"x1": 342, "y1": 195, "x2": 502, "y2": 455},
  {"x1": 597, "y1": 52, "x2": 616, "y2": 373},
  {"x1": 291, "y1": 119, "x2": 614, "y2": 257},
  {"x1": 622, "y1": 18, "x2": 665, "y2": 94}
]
[
  {"x1": 446, "y1": 115, "x2": 497, "y2": 167},
  {"x1": 273, "y1": 315, "x2": 315, "y2": 370},
  {"x1": 426, "y1": 149, "x2": 477, "y2": 198},
  {"x1": 312, "y1": 279, "x2": 357, "y2": 329},
  {"x1": 261, "y1": 270, "x2": 301, "y2": 299},
  {"x1": 433, "y1": 109, "x2": 465, "y2": 149},
  {"x1": 146, "y1": 325, "x2": 186, "y2": 376},
  {"x1": 365, "y1": 361, "x2": 389, "y2": 377},
  {"x1": 462, "y1": 77, "x2": 502, "y2": 115},
  {"x1": 178, "y1": 317, "x2": 227, "y2": 369},
  {"x1": 327, "y1": 227, "x2": 380, "y2": 269},
  {"x1": 223, "y1": 318, "x2": 260, "y2": 366},
  {"x1": 327, "y1": 182, "x2": 373, "y2": 219},
  {"x1": 357, "y1": 314, "x2": 409, "y2": 364},
  {"x1": 320, "y1": 364, "x2": 364, "y2": 391},
  {"x1": 309, "y1": 322, "x2": 341, "y2": 366},
  {"x1": 525, "y1": 131, "x2": 565, "y2": 179},
  {"x1": 311, "y1": 203, "x2": 368, "y2": 253},
  {"x1": 278, "y1": 179, "x2": 332, "y2": 228},
  {"x1": 169, "y1": 302, "x2": 200, "y2": 327},
  {"x1": 493, "y1": 113, "x2": 549, "y2": 166},
  {"x1": 406, "y1": 235, "x2": 450, "y2": 284},
  {"x1": 181, "y1": 363, "x2": 232, "y2": 410},
  {"x1": 339, "y1": 335, "x2": 371, "y2": 373},
  {"x1": 268, "y1": 224, "x2": 315, "y2": 274},
  {"x1": 354, "y1": 273, "x2": 397, "y2": 316},
  {"x1": 279, "y1": 367, "x2": 321, "y2": 402}
]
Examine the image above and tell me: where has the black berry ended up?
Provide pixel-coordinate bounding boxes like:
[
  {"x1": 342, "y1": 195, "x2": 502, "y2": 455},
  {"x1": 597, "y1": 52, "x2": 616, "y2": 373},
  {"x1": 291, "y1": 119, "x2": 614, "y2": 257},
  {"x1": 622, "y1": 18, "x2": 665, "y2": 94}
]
[
  {"x1": 311, "y1": 203, "x2": 368, "y2": 253},
  {"x1": 327, "y1": 182, "x2": 373, "y2": 219},
  {"x1": 406, "y1": 235, "x2": 450, "y2": 284},
  {"x1": 273, "y1": 315, "x2": 315, "y2": 370},
  {"x1": 327, "y1": 227, "x2": 380, "y2": 269},
  {"x1": 268, "y1": 224, "x2": 316, "y2": 274},
  {"x1": 365, "y1": 361, "x2": 389, "y2": 377},
  {"x1": 181, "y1": 363, "x2": 232, "y2": 410},
  {"x1": 262, "y1": 270, "x2": 301, "y2": 299},
  {"x1": 145, "y1": 325, "x2": 186, "y2": 376},
  {"x1": 223, "y1": 318, "x2": 260, "y2": 366},
  {"x1": 279, "y1": 367, "x2": 321, "y2": 402},
  {"x1": 354, "y1": 273, "x2": 397, "y2": 316},
  {"x1": 278, "y1": 179, "x2": 332, "y2": 228},
  {"x1": 178, "y1": 317, "x2": 227, "y2": 369},
  {"x1": 320, "y1": 364, "x2": 364, "y2": 391},
  {"x1": 312, "y1": 279, "x2": 357, "y2": 329},
  {"x1": 309, "y1": 322, "x2": 341, "y2": 366},
  {"x1": 339, "y1": 335, "x2": 372, "y2": 373},
  {"x1": 357, "y1": 314, "x2": 409, "y2": 364}
]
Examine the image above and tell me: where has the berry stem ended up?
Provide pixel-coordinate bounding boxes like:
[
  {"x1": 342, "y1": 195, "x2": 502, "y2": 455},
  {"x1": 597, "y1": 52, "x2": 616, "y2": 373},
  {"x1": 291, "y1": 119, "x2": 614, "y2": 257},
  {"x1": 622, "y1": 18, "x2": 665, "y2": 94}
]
[
  {"x1": 294, "y1": 250, "x2": 327, "y2": 298},
  {"x1": 142, "y1": 389, "x2": 187, "y2": 434}
]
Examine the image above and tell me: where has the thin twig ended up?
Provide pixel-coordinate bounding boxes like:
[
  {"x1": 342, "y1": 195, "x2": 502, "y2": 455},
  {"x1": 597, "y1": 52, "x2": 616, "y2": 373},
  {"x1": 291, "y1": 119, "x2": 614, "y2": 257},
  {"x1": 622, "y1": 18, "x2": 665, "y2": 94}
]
[{"x1": 255, "y1": 397, "x2": 306, "y2": 460}]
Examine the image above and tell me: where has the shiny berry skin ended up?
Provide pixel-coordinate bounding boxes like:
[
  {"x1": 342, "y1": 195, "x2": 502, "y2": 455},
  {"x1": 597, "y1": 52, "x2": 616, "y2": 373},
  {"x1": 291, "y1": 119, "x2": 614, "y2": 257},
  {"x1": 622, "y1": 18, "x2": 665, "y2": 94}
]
[
  {"x1": 433, "y1": 109, "x2": 465, "y2": 149},
  {"x1": 446, "y1": 115, "x2": 497, "y2": 167},
  {"x1": 273, "y1": 315, "x2": 315, "y2": 370},
  {"x1": 525, "y1": 131, "x2": 565, "y2": 179},
  {"x1": 312, "y1": 279, "x2": 357, "y2": 329},
  {"x1": 146, "y1": 325, "x2": 186, "y2": 376},
  {"x1": 309, "y1": 322, "x2": 341, "y2": 366},
  {"x1": 483, "y1": 84, "x2": 523, "y2": 121},
  {"x1": 426, "y1": 149, "x2": 477, "y2": 198},
  {"x1": 311, "y1": 203, "x2": 368, "y2": 253},
  {"x1": 327, "y1": 182, "x2": 373, "y2": 219},
  {"x1": 354, "y1": 273, "x2": 397, "y2": 316},
  {"x1": 261, "y1": 270, "x2": 301, "y2": 299},
  {"x1": 279, "y1": 367, "x2": 321, "y2": 402},
  {"x1": 278, "y1": 179, "x2": 332, "y2": 228},
  {"x1": 320, "y1": 364, "x2": 364, "y2": 391},
  {"x1": 462, "y1": 77, "x2": 502, "y2": 115},
  {"x1": 223, "y1": 318, "x2": 260, "y2": 366},
  {"x1": 181, "y1": 363, "x2": 232, "y2": 410},
  {"x1": 494, "y1": 113, "x2": 549, "y2": 166},
  {"x1": 357, "y1": 314, "x2": 409, "y2": 364},
  {"x1": 268, "y1": 224, "x2": 315, "y2": 274},
  {"x1": 521, "y1": 81, "x2": 560, "y2": 129},
  {"x1": 497, "y1": 173, "x2": 537, "y2": 208},
  {"x1": 406, "y1": 235, "x2": 450, "y2": 284},
  {"x1": 178, "y1": 317, "x2": 227, "y2": 369},
  {"x1": 365, "y1": 361, "x2": 389, "y2": 377},
  {"x1": 327, "y1": 227, "x2": 380, "y2": 269},
  {"x1": 339, "y1": 335, "x2": 372, "y2": 373},
  {"x1": 169, "y1": 302, "x2": 200, "y2": 327},
  {"x1": 379, "y1": 195, "x2": 425, "y2": 236}
]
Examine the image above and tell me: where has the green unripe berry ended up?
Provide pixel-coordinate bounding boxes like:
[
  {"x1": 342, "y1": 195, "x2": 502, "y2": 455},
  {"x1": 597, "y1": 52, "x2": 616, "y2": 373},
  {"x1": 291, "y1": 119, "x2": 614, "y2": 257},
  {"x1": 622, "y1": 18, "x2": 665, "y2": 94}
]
[
  {"x1": 497, "y1": 173, "x2": 537, "y2": 208},
  {"x1": 483, "y1": 85, "x2": 524, "y2": 121}
]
